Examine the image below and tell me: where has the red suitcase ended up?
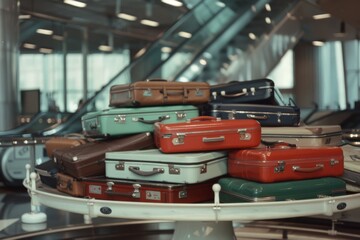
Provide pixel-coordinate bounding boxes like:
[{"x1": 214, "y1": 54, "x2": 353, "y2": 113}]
[
  {"x1": 154, "y1": 116, "x2": 261, "y2": 153},
  {"x1": 83, "y1": 177, "x2": 218, "y2": 203},
  {"x1": 228, "y1": 143, "x2": 344, "y2": 183}
]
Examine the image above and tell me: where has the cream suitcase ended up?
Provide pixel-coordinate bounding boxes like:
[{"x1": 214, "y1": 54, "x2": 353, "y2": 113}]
[
  {"x1": 105, "y1": 149, "x2": 227, "y2": 184},
  {"x1": 260, "y1": 125, "x2": 342, "y2": 147}
]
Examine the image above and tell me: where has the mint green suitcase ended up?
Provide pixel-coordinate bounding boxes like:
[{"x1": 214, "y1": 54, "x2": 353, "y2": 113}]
[
  {"x1": 81, "y1": 105, "x2": 199, "y2": 137},
  {"x1": 219, "y1": 177, "x2": 346, "y2": 202}
]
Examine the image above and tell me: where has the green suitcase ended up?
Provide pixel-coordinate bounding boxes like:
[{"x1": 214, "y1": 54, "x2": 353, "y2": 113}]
[
  {"x1": 81, "y1": 105, "x2": 199, "y2": 137},
  {"x1": 218, "y1": 177, "x2": 346, "y2": 202}
]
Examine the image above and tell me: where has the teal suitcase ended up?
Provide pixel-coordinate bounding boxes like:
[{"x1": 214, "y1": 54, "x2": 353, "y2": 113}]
[
  {"x1": 218, "y1": 177, "x2": 346, "y2": 202},
  {"x1": 81, "y1": 105, "x2": 199, "y2": 137}
]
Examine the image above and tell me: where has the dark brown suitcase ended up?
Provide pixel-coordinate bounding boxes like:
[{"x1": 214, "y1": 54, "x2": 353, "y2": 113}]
[
  {"x1": 53, "y1": 132, "x2": 155, "y2": 178},
  {"x1": 109, "y1": 79, "x2": 210, "y2": 107},
  {"x1": 56, "y1": 172, "x2": 85, "y2": 197},
  {"x1": 83, "y1": 176, "x2": 218, "y2": 203}
]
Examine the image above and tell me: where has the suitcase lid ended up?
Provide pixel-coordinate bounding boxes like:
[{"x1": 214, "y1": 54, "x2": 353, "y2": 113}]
[
  {"x1": 154, "y1": 116, "x2": 261, "y2": 135},
  {"x1": 219, "y1": 177, "x2": 346, "y2": 202},
  {"x1": 81, "y1": 105, "x2": 198, "y2": 120},
  {"x1": 210, "y1": 103, "x2": 300, "y2": 114},
  {"x1": 106, "y1": 149, "x2": 227, "y2": 164},
  {"x1": 229, "y1": 145, "x2": 343, "y2": 164},
  {"x1": 261, "y1": 125, "x2": 342, "y2": 138}
]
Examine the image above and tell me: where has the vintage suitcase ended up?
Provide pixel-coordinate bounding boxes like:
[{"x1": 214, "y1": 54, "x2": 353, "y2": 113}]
[
  {"x1": 205, "y1": 103, "x2": 300, "y2": 127},
  {"x1": 81, "y1": 105, "x2": 199, "y2": 137},
  {"x1": 45, "y1": 134, "x2": 88, "y2": 158},
  {"x1": 56, "y1": 172, "x2": 85, "y2": 197},
  {"x1": 83, "y1": 177, "x2": 218, "y2": 203},
  {"x1": 35, "y1": 160, "x2": 58, "y2": 188},
  {"x1": 53, "y1": 132, "x2": 155, "y2": 178},
  {"x1": 109, "y1": 79, "x2": 210, "y2": 107},
  {"x1": 227, "y1": 144, "x2": 344, "y2": 183},
  {"x1": 218, "y1": 177, "x2": 346, "y2": 203},
  {"x1": 210, "y1": 78, "x2": 283, "y2": 105},
  {"x1": 154, "y1": 116, "x2": 261, "y2": 153},
  {"x1": 105, "y1": 149, "x2": 227, "y2": 184},
  {"x1": 340, "y1": 144, "x2": 360, "y2": 186},
  {"x1": 260, "y1": 125, "x2": 343, "y2": 147}
]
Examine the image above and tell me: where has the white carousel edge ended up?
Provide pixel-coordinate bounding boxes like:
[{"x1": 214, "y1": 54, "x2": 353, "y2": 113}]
[{"x1": 24, "y1": 179, "x2": 360, "y2": 222}]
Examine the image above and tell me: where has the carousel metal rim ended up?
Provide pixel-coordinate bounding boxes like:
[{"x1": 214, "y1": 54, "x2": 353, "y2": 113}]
[{"x1": 23, "y1": 177, "x2": 360, "y2": 222}]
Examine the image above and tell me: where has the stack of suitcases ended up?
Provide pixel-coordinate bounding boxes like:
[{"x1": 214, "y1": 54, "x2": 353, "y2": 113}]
[{"x1": 35, "y1": 78, "x2": 349, "y2": 204}]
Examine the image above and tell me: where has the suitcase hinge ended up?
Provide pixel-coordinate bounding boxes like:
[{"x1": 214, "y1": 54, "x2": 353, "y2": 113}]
[
  {"x1": 175, "y1": 111, "x2": 187, "y2": 120},
  {"x1": 330, "y1": 159, "x2": 339, "y2": 166},
  {"x1": 114, "y1": 115, "x2": 126, "y2": 123},
  {"x1": 274, "y1": 161, "x2": 285, "y2": 173},
  {"x1": 238, "y1": 129, "x2": 251, "y2": 140},
  {"x1": 172, "y1": 133, "x2": 185, "y2": 145},
  {"x1": 200, "y1": 164, "x2": 207, "y2": 174},
  {"x1": 115, "y1": 161, "x2": 125, "y2": 171},
  {"x1": 169, "y1": 164, "x2": 180, "y2": 175}
]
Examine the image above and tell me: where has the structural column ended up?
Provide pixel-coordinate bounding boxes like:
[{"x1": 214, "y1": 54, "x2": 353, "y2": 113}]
[{"x1": 0, "y1": 0, "x2": 19, "y2": 131}]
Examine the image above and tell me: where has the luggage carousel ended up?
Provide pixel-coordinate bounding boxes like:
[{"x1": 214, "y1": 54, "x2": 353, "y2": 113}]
[{"x1": 7, "y1": 164, "x2": 360, "y2": 240}]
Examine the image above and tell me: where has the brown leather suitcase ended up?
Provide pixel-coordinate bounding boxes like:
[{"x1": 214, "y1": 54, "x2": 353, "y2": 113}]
[
  {"x1": 56, "y1": 172, "x2": 85, "y2": 197},
  {"x1": 45, "y1": 134, "x2": 88, "y2": 158},
  {"x1": 109, "y1": 79, "x2": 210, "y2": 107},
  {"x1": 53, "y1": 132, "x2": 155, "y2": 178}
]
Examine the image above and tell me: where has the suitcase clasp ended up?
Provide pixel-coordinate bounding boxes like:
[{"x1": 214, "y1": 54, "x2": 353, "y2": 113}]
[
  {"x1": 172, "y1": 133, "x2": 185, "y2": 145},
  {"x1": 143, "y1": 88, "x2": 152, "y2": 97},
  {"x1": 115, "y1": 161, "x2": 125, "y2": 171},
  {"x1": 169, "y1": 164, "x2": 181, "y2": 175},
  {"x1": 238, "y1": 129, "x2": 251, "y2": 140},
  {"x1": 274, "y1": 161, "x2": 285, "y2": 173},
  {"x1": 179, "y1": 190, "x2": 187, "y2": 199},
  {"x1": 330, "y1": 159, "x2": 339, "y2": 166},
  {"x1": 175, "y1": 111, "x2": 187, "y2": 120},
  {"x1": 114, "y1": 115, "x2": 126, "y2": 123},
  {"x1": 132, "y1": 184, "x2": 141, "y2": 198}
]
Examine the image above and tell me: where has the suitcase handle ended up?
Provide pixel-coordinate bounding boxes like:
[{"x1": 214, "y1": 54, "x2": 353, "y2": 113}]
[
  {"x1": 202, "y1": 136, "x2": 225, "y2": 143},
  {"x1": 189, "y1": 116, "x2": 219, "y2": 122},
  {"x1": 220, "y1": 91, "x2": 247, "y2": 98},
  {"x1": 134, "y1": 115, "x2": 169, "y2": 124},
  {"x1": 246, "y1": 114, "x2": 268, "y2": 120},
  {"x1": 129, "y1": 166, "x2": 165, "y2": 176},
  {"x1": 292, "y1": 164, "x2": 324, "y2": 172},
  {"x1": 160, "y1": 88, "x2": 189, "y2": 97},
  {"x1": 105, "y1": 182, "x2": 141, "y2": 198},
  {"x1": 146, "y1": 78, "x2": 167, "y2": 82}
]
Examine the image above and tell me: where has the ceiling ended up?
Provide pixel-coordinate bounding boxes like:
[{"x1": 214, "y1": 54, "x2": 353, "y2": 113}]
[
  {"x1": 18, "y1": 0, "x2": 360, "y2": 55},
  {"x1": 19, "y1": 0, "x2": 189, "y2": 53}
]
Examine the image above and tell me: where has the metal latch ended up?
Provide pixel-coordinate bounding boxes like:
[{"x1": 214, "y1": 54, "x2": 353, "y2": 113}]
[
  {"x1": 169, "y1": 164, "x2": 180, "y2": 175},
  {"x1": 277, "y1": 112, "x2": 282, "y2": 123},
  {"x1": 114, "y1": 115, "x2": 126, "y2": 123},
  {"x1": 115, "y1": 161, "x2": 125, "y2": 170},
  {"x1": 330, "y1": 159, "x2": 339, "y2": 166},
  {"x1": 172, "y1": 133, "x2": 185, "y2": 145},
  {"x1": 195, "y1": 88, "x2": 203, "y2": 96},
  {"x1": 238, "y1": 129, "x2": 251, "y2": 140},
  {"x1": 175, "y1": 111, "x2": 187, "y2": 120},
  {"x1": 228, "y1": 110, "x2": 236, "y2": 120},
  {"x1": 200, "y1": 164, "x2": 207, "y2": 174},
  {"x1": 179, "y1": 190, "x2": 187, "y2": 199},
  {"x1": 274, "y1": 161, "x2": 285, "y2": 173},
  {"x1": 143, "y1": 88, "x2": 152, "y2": 96}
]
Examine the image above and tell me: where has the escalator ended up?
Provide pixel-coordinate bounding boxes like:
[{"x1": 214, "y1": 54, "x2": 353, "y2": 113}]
[{"x1": 0, "y1": 0, "x2": 303, "y2": 186}]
